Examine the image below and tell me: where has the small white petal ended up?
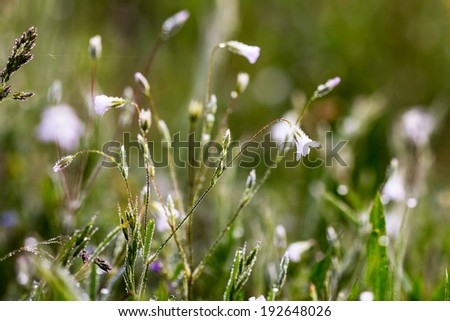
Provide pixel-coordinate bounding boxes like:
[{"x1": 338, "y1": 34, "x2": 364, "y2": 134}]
[{"x1": 286, "y1": 240, "x2": 314, "y2": 263}]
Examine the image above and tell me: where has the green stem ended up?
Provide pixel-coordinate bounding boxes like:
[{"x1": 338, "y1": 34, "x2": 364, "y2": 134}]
[
  {"x1": 187, "y1": 120, "x2": 197, "y2": 268},
  {"x1": 205, "y1": 45, "x2": 220, "y2": 108},
  {"x1": 149, "y1": 118, "x2": 291, "y2": 264},
  {"x1": 143, "y1": 36, "x2": 163, "y2": 78},
  {"x1": 393, "y1": 205, "x2": 412, "y2": 300}
]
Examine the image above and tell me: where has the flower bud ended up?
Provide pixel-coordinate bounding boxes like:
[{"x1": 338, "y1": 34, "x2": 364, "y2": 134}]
[
  {"x1": 232, "y1": 72, "x2": 250, "y2": 98},
  {"x1": 139, "y1": 109, "x2": 152, "y2": 134},
  {"x1": 188, "y1": 99, "x2": 203, "y2": 122},
  {"x1": 158, "y1": 120, "x2": 171, "y2": 148},
  {"x1": 53, "y1": 155, "x2": 76, "y2": 172},
  {"x1": 134, "y1": 72, "x2": 150, "y2": 95},
  {"x1": 161, "y1": 10, "x2": 190, "y2": 41},
  {"x1": 314, "y1": 76, "x2": 341, "y2": 98},
  {"x1": 88, "y1": 35, "x2": 102, "y2": 61}
]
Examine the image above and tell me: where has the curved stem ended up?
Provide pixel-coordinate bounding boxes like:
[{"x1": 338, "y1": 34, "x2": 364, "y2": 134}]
[
  {"x1": 143, "y1": 36, "x2": 163, "y2": 78},
  {"x1": 205, "y1": 45, "x2": 220, "y2": 108}
]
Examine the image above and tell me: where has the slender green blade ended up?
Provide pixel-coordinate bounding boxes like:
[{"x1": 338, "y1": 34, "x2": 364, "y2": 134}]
[
  {"x1": 309, "y1": 253, "x2": 331, "y2": 299},
  {"x1": 445, "y1": 268, "x2": 449, "y2": 301},
  {"x1": 365, "y1": 193, "x2": 391, "y2": 300}
]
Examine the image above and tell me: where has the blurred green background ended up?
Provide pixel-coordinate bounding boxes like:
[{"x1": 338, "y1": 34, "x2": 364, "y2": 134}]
[{"x1": 1, "y1": 0, "x2": 450, "y2": 300}]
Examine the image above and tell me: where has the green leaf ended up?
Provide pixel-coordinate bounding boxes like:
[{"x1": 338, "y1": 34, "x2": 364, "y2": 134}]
[
  {"x1": 89, "y1": 261, "x2": 97, "y2": 301},
  {"x1": 323, "y1": 191, "x2": 360, "y2": 226},
  {"x1": 143, "y1": 219, "x2": 155, "y2": 263},
  {"x1": 365, "y1": 192, "x2": 391, "y2": 300},
  {"x1": 445, "y1": 268, "x2": 449, "y2": 301},
  {"x1": 348, "y1": 280, "x2": 360, "y2": 300},
  {"x1": 224, "y1": 246, "x2": 243, "y2": 301},
  {"x1": 309, "y1": 253, "x2": 331, "y2": 299},
  {"x1": 268, "y1": 252, "x2": 289, "y2": 301},
  {"x1": 224, "y1": 243, "x2": 260, "y2": 301},
  {"x1": 35, "y1": 258, "x2": 86, "y2": 300}
]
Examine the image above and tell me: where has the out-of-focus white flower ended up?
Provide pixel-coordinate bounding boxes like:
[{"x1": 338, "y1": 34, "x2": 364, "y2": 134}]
[
  {"x1": 271, "y1": 111, "x2": 297, "y2": 144},
  {"x1": 381, "y1": 170, "x2": 406, "y2": 204},
  {"x1": 94, "y1": 95, "x2": 126, "y2": 115},
  {"x1": 286, "y1": 240, "x2": 314, "y2": 263},
  {"x1": 401, "y1": 107, "x2": 435, "y2": 147},
  {"x1": 37, "y1": 104, "x2": 85, "y2": 151},
  {"x1": 359, "y1": 291, "x2": 374, "y2": 301},
  {"x1": 47, "y1": 80, "x2": 62, "y2": 105},
  {"x1": 385, "y1": 212, "x2": 402, "y2": 237},
  {"x1": 274, "y1": 224, "x2": 287, "y2": 250},
  {"x1": 220, "y1": 41, "x2": 261, "y2": 64},
  {"x1": 248, "y1": 295, "x2": 266, "y2": 301},
  {"x1": 161, "y1": 10, "x2": 190, "y2": 40},
  {"x1": 89, "y1": 35, "x2": 102, "y2": 60},
  {"x1": 150, "y1": 201, "x2": 179, "y2": 232},
  {"x1": 293, "y1": 126, "x2": 321, "y2": 160}
]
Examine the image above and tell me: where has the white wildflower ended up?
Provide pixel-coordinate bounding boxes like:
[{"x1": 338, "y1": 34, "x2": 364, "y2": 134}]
[
  {"x1": 94, "y1": 95, "x2": 126, "y2": 115},
  {"x1": 220, "y1": 41, "x2": 261, "y2": 64},
  {"x1": 37, "y1": 104, "x2": 85, "y2": 151},
  {"x1": 359, "y1": 291, "x2": 374, "y2": 301},
  {"x1": 286, "y1": 240, "x2": 314, "y2": 263},
  {"x1": 381, "y1": 168, "x2": 406, "y2": 204},
  {"x1": 150, "y1": 201, "x2": 179, "y2": 232},
  {"x1": 271, "y1": 111, "x2": 297, "y2": 144},
  {"x1": 248, "y1": 295, "x2": 266, "y2": 301},
  {"x1": 88, "y1": 35, "x2": 102, "y2": 60},
  {"x1": 293, "y1": 126, "x2": 321, "y2": 160},
  {"x1": 401, "y1": 107, "x2": 435, "y2": 147}
]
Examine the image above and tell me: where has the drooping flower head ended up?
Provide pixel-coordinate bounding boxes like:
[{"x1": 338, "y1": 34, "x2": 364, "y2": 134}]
[
  {"x1": 293, "y1": 126, "x2": 321, "y2": 160},
  {"x1": 220, "y1": 41, "x2": 261, "y2": 64},
  {"x1": 94, "y1": 95, "x2": 126, "y2": 115}
]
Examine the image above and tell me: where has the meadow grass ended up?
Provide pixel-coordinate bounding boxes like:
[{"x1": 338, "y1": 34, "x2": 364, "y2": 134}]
[{"x1": 0, "y1": 8, "x2": 448, "y2": 301}]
